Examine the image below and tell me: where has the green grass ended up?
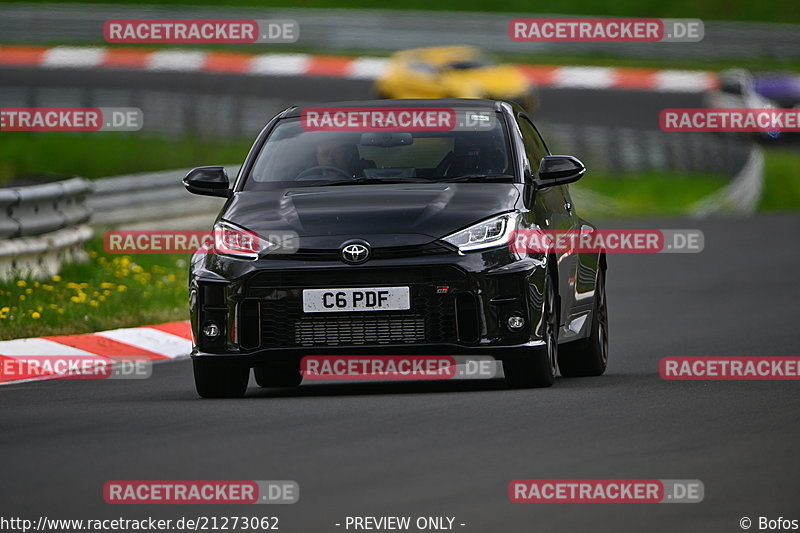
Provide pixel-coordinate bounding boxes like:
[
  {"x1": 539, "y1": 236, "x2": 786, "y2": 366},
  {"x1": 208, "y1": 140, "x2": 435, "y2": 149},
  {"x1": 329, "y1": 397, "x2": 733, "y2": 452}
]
[
  {"x1": 0, "y1": 133, "x2": 251, "y2": 184},
  {"x1": 760, "y1": 148, "x2": 800, "y2": 211},
  {"x1": 573, "y1": 171, "x2": 730, "y2": 216},
  {"x1": 16, "y1": 0, "x2": 800, "y2": 23},
  {"x1": 0, "y1": 237, "x2": 189, "y2": 340}
]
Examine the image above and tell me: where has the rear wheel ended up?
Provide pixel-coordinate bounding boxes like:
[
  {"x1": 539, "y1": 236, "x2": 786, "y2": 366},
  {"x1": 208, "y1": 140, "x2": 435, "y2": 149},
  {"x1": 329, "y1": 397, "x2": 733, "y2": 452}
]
[
  {"x1": 503, "y1": 271, "x2": 558, "y2": 388},
  {"x1": 254, "y1": 363, "x2": 303, "y2": 388},
  {"x1": 193, "y1": 359, "x2": 249, "y2": 398},
  {"x1": 558, "y1": 268, "x2": 608, "y2": 377}
]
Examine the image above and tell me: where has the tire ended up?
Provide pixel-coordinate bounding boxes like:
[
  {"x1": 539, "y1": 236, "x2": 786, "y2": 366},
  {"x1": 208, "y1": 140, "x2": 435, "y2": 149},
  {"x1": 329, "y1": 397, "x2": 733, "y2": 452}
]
[
  {"x1": 193, "y1": 358, "x2": 249, "y2": 398},
  {"x1": 254, "y1": 363, "x2": 303, "y2": 388},
  {"x1": 557, "y1": 268, "x2": 609, "y2": 377},
  {"x1": 503, "y1": 270, "x2": 558, "y2": 388}
]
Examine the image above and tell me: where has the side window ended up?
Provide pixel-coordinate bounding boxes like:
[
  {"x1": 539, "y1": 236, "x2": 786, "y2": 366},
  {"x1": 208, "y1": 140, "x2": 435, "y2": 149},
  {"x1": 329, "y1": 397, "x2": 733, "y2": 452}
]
[{"x1": 516, "y1": 115, "x2": 549, "y2": 170}]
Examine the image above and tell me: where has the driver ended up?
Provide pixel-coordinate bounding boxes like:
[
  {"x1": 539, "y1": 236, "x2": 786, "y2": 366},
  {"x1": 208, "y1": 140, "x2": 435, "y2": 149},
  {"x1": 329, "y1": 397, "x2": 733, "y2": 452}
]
[{"x1": 315, "y1": 138, "x2": 360, "y2": 177}]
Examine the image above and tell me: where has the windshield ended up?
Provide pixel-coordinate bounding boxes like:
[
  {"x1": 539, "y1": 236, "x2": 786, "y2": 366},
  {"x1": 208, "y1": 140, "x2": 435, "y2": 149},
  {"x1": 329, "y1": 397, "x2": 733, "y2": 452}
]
[{"x1": 243, "y1": 112, "x2": 514, "y2": 190}]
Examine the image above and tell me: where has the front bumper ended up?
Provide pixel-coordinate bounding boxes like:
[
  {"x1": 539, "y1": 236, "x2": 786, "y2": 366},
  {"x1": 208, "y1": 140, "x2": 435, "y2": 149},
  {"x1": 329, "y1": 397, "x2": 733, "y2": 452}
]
[{"x1": 189, "y1": 246, "x2": 549, "y2": 364}]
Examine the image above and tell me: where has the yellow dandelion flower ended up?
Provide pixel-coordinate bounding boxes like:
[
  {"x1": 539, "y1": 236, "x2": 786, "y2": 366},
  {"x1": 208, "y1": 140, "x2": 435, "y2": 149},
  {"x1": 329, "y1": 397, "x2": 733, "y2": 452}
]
[
  {"x1": 16, "y1": 280, "x2": 26, "y2": 287},
  {"x1": 51, "y1": 275, "x2": 61, "y2": 282},
  {"x1": 117, "y1": 285, "x2": 127, "y2": 292},
  {"x1": 25, "y1": 288, "x2": 32, "y2": 294},
  {"x1": 31, "y1": 311, "x2": 40, "y2": 319},
  {"x1": 19, "y1": 295, "x2": 25, "y2": 301}
]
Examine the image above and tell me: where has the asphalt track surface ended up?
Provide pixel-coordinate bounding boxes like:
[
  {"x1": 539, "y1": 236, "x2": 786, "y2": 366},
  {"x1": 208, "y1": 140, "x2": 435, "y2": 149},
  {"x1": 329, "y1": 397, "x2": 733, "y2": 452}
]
[
  {"x1": 0, "y1": 66, "x2": 704, "y2": 129},
  {"x1": 2, "y1": 213, "x2": 799, "y2": 532}
]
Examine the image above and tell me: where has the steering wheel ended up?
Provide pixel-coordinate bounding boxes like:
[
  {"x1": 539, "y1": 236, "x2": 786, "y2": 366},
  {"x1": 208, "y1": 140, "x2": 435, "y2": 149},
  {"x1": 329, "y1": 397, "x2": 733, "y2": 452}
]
[{"x1": 296, "y1": 165, "x2": 353, "y2": 181}]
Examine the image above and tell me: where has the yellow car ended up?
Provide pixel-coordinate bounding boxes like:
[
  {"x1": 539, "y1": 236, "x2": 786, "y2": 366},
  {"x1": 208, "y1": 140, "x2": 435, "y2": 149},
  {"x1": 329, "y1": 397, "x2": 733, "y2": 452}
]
[{"x1": 375, "y1": 46, "x2": 537, "y2": 110}]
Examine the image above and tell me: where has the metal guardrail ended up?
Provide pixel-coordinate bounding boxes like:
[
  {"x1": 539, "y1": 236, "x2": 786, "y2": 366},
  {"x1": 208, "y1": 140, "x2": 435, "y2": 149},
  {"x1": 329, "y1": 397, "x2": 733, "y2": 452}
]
[
  {"x1": 0, "y1": 177, "x2": 92, "y2": 238},
  {"x1": 0, "y1": 4, "x2": 797, "y2": 61},
  {"x1": 543, "y1": 125, "x2": 753, "y2": 176},
  {"x1": 691, "y1": 145, "x2": 764, "y2": 217},
  {"x1": 89, "y1": 166, "x2": 235, "y2": 228},
  {"x1": 0, "y1": 178, "x2": 93, "y2": 279}
]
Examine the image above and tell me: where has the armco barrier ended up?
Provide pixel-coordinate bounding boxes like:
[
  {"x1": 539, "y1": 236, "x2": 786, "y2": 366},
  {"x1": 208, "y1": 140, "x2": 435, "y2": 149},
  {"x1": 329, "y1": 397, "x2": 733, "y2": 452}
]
[
  {"x1": 0, "y1": 178, "x2": 92, "y2": 239},
  {"x1": 691, "y1": 145, "x2": 764, "y2": 217},
  {"x1": 0, "y1": 178, "x2": 94, "y2": 280},
  {"x1": 89, "y1": 166, "x2": 236, "y2": 227},
  {"x1": 0, "y1": 225, "x2": 93, "y2": 280}
]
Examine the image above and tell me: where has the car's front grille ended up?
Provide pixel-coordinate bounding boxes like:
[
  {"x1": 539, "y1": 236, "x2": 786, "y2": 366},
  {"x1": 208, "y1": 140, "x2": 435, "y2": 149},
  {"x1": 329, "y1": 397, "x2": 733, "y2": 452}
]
[
  {"x1": 294, "y1": 315, "x2": 425, "y2": 346},
  {"x1": 247, "y1": 267, "x2": 467, "y2": 348}
]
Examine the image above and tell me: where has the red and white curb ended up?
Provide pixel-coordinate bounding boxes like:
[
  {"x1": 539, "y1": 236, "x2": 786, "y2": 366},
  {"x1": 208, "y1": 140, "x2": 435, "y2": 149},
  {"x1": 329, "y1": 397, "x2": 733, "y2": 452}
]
[
  {"x1": 0, "y1": 45, "x2": 718, "y2": 92},
  {"x1": 0, "y1": 321, "x2": 192, "y2": 386}
]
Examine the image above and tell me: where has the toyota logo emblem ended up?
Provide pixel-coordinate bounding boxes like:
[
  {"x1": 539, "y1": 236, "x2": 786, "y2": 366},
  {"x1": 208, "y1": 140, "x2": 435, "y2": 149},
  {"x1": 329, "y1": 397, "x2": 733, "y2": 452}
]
[{"x1": 341, "y1": 242, "x2": 371, "y2": 264}]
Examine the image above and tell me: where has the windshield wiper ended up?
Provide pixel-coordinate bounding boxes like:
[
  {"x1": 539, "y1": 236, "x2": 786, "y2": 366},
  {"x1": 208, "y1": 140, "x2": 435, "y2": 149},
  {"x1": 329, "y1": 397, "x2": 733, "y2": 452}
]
[{"x1": 439, "y1": 174, "x2": 514, "y2": 183}]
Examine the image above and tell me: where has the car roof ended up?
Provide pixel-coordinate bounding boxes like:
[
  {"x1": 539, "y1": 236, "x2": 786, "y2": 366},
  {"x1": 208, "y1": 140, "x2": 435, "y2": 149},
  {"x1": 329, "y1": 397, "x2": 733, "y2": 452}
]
[
  {"x1": 393, "y1": 45, "x2": 483, "y2": 64},
  {"x1": 284, "y1": 99, "x2": 504, "y2": 118}
]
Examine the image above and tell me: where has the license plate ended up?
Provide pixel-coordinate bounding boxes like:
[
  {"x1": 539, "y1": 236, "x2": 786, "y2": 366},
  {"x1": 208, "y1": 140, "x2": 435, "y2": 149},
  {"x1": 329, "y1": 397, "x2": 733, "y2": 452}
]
[{"x1": 302, "y1": 287, "x2": 410, "y2": 313}]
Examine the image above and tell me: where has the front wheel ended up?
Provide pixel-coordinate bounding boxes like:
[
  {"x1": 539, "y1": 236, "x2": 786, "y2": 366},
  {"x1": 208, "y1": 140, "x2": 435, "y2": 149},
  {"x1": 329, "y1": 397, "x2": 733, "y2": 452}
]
[
  {"x1": 558, "y1": 268, "x2": 609, "y2": 377},
  {"x1": 193, "y1": 359, "x2": 249, "y2": 398},
  {"x1": 503, "y1": 271, "x2": 558, "y2": 388}
]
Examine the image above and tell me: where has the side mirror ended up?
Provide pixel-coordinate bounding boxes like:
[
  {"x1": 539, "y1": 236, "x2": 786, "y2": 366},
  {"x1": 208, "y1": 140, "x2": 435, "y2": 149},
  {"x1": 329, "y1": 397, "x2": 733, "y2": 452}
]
[
  {"x1": 538, "y1": 155, "x2": 585, "y2": 186},
  {"x1": 183, "y1": 166, "x2": 231, "y2": 198}
]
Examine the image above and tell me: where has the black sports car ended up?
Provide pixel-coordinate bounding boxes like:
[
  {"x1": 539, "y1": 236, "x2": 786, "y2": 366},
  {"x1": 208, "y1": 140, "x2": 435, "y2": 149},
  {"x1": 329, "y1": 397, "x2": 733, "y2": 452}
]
[{"x1": 184, "y1": 99, "x2": 608, "y2": 398}]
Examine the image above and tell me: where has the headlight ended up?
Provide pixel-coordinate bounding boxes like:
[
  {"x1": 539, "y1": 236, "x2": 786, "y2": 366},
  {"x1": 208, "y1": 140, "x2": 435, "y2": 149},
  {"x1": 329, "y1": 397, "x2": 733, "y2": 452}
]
[
  {"x1": 442, "y1": 212, "x2": 519, "y2": 252},
  {"x1": 213, "y1": 221, "x2": 261, "y2": 259}
]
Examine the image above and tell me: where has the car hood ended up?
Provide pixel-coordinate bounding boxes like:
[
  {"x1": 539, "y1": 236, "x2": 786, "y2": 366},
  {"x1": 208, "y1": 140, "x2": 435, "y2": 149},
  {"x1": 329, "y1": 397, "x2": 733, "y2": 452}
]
[{"x1": 222, "y1": 183, "x2": 520, "y2": 248}]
